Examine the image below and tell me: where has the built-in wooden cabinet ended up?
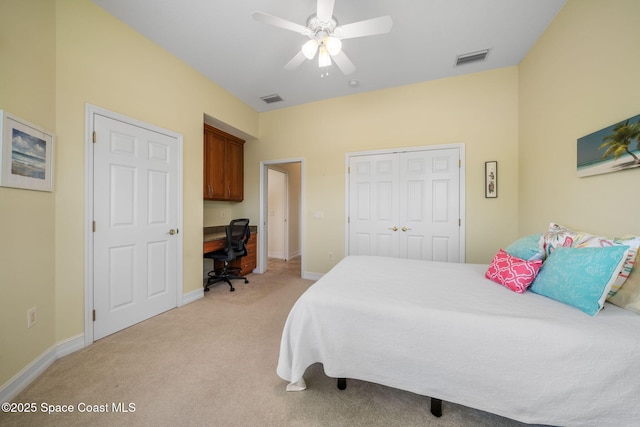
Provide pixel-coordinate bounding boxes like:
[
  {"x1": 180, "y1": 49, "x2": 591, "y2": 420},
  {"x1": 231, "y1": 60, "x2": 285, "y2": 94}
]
[{"x1": 203, "y1": 124, "x2": 244, "y2": 201}]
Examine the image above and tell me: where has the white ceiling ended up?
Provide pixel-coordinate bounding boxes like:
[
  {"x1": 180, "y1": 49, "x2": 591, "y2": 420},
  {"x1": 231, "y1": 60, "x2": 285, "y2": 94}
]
[{"x1": 91, "y1": 0, "x2": 566, "y2": 113}]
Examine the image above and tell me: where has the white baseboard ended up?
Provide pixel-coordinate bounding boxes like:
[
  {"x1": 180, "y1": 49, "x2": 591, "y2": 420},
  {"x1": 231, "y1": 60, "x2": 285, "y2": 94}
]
[
  {"x1": 302, "y1": 271, "x2": 324, "y2": 281},
  {"x1": 56, "y1": 334, "x2": 85, "y2": 358},
  {"x1": 0, "y1": 333, "x2": 85, "y2": 404},
  {"x1": 288, "y1": 250, "x2": 302, "y2": 259},
  {"x1": 182, "y1": 287, "x2": 204, "y2": 305}
]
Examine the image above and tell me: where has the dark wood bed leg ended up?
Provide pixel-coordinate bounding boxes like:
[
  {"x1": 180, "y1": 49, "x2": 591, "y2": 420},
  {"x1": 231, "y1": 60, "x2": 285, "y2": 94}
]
[
  {"x1": 337, "y1": 378, "x2": 347, "y2": 390},
  {"x1": 430, "y1": 398, "x2": 442, "y2": 417}
]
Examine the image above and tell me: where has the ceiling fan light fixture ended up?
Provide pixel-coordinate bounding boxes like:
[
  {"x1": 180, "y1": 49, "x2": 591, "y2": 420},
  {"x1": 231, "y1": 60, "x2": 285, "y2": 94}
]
[
  {"x1": 325, "y1": 36, "x2": 342, "y2": 56},
  {"x1": 318, "y1": 45, "x2": 331, "y2": 67},
  {"x1": 302, "y1": 39, "x2": 319, "y2": 59}
]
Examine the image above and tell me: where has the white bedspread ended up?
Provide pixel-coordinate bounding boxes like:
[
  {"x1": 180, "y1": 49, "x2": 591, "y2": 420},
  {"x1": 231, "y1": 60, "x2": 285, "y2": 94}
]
[{"x1": 277, "y1": 256, "x2": 640, "y2": 426}]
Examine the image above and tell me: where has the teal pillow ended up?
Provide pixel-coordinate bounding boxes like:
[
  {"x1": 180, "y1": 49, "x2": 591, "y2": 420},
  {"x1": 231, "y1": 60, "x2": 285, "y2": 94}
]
[
  {"x1": 530, "y1": 246, "x2": 629, "y2": 316},
  {"x1": 505, "y1": 233, "x2": 544, "y2": 261}
]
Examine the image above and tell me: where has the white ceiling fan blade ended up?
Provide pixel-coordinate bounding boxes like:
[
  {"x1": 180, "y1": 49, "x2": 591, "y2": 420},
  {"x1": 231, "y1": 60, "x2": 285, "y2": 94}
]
[
  {"x1": 332, "y1": 50, "x2": 355, "y2": 75},
  {"x1": 335, "y1": 15, "x2": 393, "y2": 39},
  {"x1": 316, "y1": 0, "x2": 336, "y2": 23},
  {"x1": 252, "y1": 11, "x2": 309, "y2": 35},
  {"x1": 284, "y1": 51, "x2": 307, "y2": 71}
]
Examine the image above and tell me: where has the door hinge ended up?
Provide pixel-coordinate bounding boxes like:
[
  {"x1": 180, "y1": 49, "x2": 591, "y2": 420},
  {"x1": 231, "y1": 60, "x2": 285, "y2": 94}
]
[
  {"x1": 459, "y1": 219, "x2": 461, "y2": 226},
  {"x1": 92, "y1": 221, "x2": 96, "y2": 232},
  {"x1": 92, "y1": 131, "x2": 97, "y2": 143},
  {"x1": 459, "y1": 159, "x2": 461, "y2": 168},
  {"x1": 348, "y1": 166, "x2": 350, "y2": 173},
  {"x1": 93, "y1": 310, "x2": 96, "y2": 322}
]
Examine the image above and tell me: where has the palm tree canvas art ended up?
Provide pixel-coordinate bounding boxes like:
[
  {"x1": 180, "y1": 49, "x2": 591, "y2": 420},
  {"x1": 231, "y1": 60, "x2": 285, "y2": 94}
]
[{"x1": 577, "y1": 114, "x2": 640, "y2": 177}]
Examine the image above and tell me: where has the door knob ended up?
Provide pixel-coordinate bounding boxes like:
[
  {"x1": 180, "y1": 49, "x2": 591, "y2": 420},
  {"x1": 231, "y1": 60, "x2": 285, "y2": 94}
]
[
  {"x1": 402, "y1": 227, "x2": 412, "y2": 232},
  {"x1": 169, "y1": 229, "x2": 177, "y2": 235},
  {"x1": 388, "y1": 226, "x2": 398, "y2": 231}
]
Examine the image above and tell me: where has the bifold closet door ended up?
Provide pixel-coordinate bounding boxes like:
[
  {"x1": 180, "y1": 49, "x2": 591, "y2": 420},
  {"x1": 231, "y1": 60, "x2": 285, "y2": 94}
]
[
  {"x1": 348, "y1": 148, "x2": 461, "y2": 262},
  {"x1": 397, "y1": 149, "x2": 460, "y2": 262},
  {"x1": 348, "y1": 153, "x2": 400, "y2": 257}
]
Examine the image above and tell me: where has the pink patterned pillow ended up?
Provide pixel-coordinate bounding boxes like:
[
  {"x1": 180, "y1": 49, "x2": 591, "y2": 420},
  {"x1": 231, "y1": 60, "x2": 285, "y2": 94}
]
[{"x1": 485, "y1": 249, "x2": 543, "y2": 294}]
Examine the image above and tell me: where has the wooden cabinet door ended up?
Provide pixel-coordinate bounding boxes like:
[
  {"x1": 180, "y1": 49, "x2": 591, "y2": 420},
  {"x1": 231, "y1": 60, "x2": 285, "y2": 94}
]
[
  {"x1": 203, "y1": 130, "x2": 226, "y2": 199},
  {"x1": 203, "y1": 124, "x2": 244, "y2": 201},
  {"x1": 225, "y1": 139, "x2": 244, "y2": 201}
]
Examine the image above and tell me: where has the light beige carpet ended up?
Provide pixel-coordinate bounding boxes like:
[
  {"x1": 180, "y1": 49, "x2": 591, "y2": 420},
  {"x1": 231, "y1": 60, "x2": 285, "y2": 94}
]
[{"x1": 1, "y1": 264, "x2": 541, "y2": 427}]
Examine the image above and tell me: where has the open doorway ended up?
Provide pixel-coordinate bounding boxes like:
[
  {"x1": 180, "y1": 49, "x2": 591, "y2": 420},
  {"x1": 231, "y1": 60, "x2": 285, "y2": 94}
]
[
  {"x1": 260, "y1": 159, "x2": 303, "y2": 277},
  {"x1": 267, "y1": 168, "x2": 288, "y2": 260}
]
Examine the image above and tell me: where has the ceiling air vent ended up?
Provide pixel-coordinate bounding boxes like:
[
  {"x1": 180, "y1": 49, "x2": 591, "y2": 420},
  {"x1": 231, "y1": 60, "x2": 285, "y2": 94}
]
[
  {"x1": 455, "y1": 49, "x2": 490, "y2": 66},
  {"x1": 260, "y1": 94, "x2": 283, "y2": 104}
]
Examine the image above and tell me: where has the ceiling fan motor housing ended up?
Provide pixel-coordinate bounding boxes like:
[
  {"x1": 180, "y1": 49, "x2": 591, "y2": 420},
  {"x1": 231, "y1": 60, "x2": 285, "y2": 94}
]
[{"x1": 306, "y1": 13, "x2": 338, "y2": 34}]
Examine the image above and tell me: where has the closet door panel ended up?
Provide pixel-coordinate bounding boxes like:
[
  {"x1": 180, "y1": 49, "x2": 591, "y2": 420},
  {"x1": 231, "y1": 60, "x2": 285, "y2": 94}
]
[
  {"x1": 348, "y1": 153, "x2": 400, "y2": 257},
  {"x1": 348, "y1": 146, "x2": 461, "y2": 262}
]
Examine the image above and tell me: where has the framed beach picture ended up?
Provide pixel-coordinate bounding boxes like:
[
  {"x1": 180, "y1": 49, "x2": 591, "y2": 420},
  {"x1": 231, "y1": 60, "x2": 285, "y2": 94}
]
[
  {"x1": 577, "y1": 114, "x2": 640, "y2": 178},
  {"x1": 0, "y1": 110, "x2": 54, "y2": 192}
]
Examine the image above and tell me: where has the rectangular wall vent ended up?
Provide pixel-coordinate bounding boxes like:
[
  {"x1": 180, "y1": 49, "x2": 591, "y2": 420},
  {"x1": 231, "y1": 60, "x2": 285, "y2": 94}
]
[
  {"x1": 260, "y1": 94, "x2": 283, "y2": 104},
  {"x1": 456, "y1": 49, "x2": 490, "y2": 66}
]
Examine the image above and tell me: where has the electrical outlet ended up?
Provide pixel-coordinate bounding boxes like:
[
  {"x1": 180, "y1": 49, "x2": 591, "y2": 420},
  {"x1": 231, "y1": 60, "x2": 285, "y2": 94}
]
[{"x1": 27, "y1": 306, "x2": 37, "y2": 328}]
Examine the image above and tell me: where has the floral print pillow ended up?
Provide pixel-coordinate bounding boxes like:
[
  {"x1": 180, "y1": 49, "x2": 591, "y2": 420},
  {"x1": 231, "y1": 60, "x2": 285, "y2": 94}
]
[{"x1": 541, "y1": 223, "x2": 640, "y2": 297}]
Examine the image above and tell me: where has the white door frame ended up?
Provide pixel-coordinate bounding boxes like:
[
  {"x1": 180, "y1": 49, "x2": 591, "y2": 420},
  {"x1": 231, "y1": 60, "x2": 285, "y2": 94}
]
[
  {"x1": 83, "y1": 104, "x2": 184, "y2": 346},
  {"x1": 345, "y1": 143, "x2": 466, "y2": 262},
  {"x1": 267, "y1": 166, "x2": 289, "y2": 259},
  {"x1": 259, "y1": 158, "x2": 304, "y2": 275}
]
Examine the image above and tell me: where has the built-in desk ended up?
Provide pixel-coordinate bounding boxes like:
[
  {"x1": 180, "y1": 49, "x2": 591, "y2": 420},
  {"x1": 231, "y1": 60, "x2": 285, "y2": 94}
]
[{"x1": 203, "y1": 225, "x2": 257, "y2": 276}]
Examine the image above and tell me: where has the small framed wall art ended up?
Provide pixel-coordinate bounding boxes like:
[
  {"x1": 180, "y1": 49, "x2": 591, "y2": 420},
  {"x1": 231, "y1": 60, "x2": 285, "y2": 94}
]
[
  {"x1": 0, "y1": 110, "x2": 54, "y2": 192},
  {"x1": 485, "y1": 161, "x2": 497, "y2": 198}
]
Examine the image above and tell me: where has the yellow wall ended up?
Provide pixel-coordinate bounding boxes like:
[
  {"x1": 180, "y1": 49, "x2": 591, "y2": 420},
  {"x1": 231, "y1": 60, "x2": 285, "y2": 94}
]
[
  {"x1": 243, "y1": 67, "x2": 520, "y2": 272},
  {"x1": 0, "y1": 0, "x2": 57, "y2": 392},
  {"x1": 1, "y1": 0, "x2": 259, "y2": 389},
  {"x1": 519, "y1": 0, "x2": 640, "y2": 236}
]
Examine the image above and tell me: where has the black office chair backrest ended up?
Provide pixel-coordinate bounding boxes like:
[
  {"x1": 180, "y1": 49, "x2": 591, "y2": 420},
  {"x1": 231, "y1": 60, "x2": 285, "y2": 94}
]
[{"x1": 228, "y1": 218, "x2": 250, "y2": 255}]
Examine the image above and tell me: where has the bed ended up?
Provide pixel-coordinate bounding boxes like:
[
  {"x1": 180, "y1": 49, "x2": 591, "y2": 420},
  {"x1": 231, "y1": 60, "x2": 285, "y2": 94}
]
[{"x1": 277, "y1": 254, "x2": 640, "y2": 426}]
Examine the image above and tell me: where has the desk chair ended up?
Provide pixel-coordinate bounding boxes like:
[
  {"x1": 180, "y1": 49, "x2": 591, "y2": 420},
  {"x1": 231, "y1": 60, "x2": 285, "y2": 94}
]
[{"x1": 204, "y1": 218, "x2": 251, "y2": 292}]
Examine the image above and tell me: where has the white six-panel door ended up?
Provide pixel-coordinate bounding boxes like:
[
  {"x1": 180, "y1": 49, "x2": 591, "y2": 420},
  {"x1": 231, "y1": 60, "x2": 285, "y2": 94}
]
[
  {"x1": 93, "y1": 114, "x2": 179, "y2": 340},
  {"x1": 349, "y1": 153, "x2": 400, "y2": 257},
  {"x1": 348, "y1": 147, "x2": 462, "y2": 262}
]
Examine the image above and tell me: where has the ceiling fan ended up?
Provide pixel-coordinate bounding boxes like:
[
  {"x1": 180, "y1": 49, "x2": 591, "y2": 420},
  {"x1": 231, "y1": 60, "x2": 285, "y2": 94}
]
[{"x1": 252, "y1": 0, "x2": 393, "y2": 75}]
